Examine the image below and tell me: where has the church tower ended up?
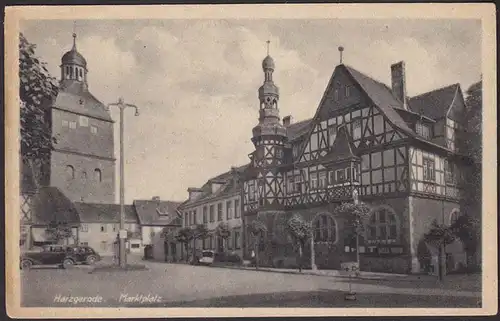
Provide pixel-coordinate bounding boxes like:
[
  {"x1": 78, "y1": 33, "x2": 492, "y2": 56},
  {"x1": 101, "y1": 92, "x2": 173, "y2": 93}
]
[
  {"x1": 49, "y1": 31, "x2": 116, "y2": 203},
  {"x1": 250, "y1": 42, "x2": 287, "y2": 208}
]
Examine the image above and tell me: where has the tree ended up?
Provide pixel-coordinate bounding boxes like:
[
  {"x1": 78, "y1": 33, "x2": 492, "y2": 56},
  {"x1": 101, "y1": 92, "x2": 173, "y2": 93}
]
[
  {"x1": 286, "y1": 214, "x2": 311, "y2": 272},
  {"x1": 45, "y1": 220, "x2": 74, "y2": 245},
  {"x1": 175, "y1": 227, "x2": 193, "y2": 262},
  {"x1": 450, "y1": 214, "x2": 480, "y2": 271},
  {"x1": 333, "y1": 202, "x2": 371, "y2": 270},
  {"x1": 424, "y1": 220, "x2": 456, "y2": 281},
  {"x1": 464, "y1": 80, "x2": 482, "y2": 164},
  {"x1": 191, "y1": 224, "x2": 209, "y2": 262},
  {"x1": 246, "y1": 220, "x2": 267, "y2": 269},
  {"x1": 215, "y1": 222, "x2": 231, "y2": 252},
  {"x1": 19, "y1": 33, "x2": 58, "y2": 183}
]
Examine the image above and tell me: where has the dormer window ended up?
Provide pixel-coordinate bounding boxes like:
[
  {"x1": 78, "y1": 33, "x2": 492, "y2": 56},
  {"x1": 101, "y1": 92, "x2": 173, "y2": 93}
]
[{"x1": 416, "y1": 121, "x2": 431, "y2": 139}]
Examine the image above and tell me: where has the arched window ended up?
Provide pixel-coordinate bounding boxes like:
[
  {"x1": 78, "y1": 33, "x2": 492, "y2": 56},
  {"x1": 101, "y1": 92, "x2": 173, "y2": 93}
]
[
  {"x1": 367, "y1": 206, "x2": 398, "y2": 242},
  {"x1": 94, "y1": 169, "x2": 102, "y2": 182},
  {"x1": 66, "y1": 165, "x2": 75, "y2": 180},
  {"x1": 449, "y1": 209, "x2": 461, "y2": 225},
  {"x1": 313, "y1": 213, "x2": 337, "y2": 243}
]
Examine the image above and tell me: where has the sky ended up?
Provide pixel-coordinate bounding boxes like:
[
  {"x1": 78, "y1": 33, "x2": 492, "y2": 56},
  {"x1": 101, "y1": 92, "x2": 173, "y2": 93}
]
[{"x1": 20, "y1": 18, "x2": 481, "y2": 203}]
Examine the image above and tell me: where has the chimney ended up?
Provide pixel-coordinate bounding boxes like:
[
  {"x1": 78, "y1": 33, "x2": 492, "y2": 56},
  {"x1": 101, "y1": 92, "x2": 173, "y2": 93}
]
[
  {"x1": 283, "y1": 115, "x2": 294, "y2": 127},
  {"x1": 187, "y1": 188, "x2": 203, "y2": 201},
  {"x1": 230, "y1": 166, "x2": 240, "y2": 187},
  {"x1": 390, "y1": 61, "x2": 407, "y2": 110},
  {"x1": 152, "y1": 196, "x2": 160, "y2": 202}
]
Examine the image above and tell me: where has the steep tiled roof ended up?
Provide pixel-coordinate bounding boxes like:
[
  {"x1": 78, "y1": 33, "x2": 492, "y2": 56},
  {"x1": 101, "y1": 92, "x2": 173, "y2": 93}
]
[
  {"x1": 181, "y1": 164, "x2": 248, "y2": 207},
  {"x1": 343, "y1": 65, "x2": 415, "y2": 136},
  {"x1": 321, "y1": 125, "x2": 359, "y2": 163},
  {"x1": 286, "y1": 119, "x2": 312, "y2": 141},
  {"x1": 408, "y1": 84, "x2": 459, "y2": 120},
  {"x1": 133, "y1": 200, "x2": 182, "y2": 226},
  {"x1": 73, "y1": 202, "x2": 138, "y2": 223},
  {"x1": 31, "y1": 187, "x2": 80, "y2": 225},
  {"x1": 54, "y1": 81, "x2": 112, "y2": 121}
]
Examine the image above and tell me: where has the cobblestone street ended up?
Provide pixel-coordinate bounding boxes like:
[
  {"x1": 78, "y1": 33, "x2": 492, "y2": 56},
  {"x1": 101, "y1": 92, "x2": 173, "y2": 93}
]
[{"x1": 21, "y1": 259, "x2": 481, "y2": 308}]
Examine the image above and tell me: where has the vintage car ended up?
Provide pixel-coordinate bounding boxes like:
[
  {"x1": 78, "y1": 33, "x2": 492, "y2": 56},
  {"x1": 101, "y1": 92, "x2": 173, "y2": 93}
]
[
  {"x1": 198, "y1": 250, "x2": 216, "y2": 266},
  {"x1": 20, "y1": 245, "x2": 101, "y2": 270}
]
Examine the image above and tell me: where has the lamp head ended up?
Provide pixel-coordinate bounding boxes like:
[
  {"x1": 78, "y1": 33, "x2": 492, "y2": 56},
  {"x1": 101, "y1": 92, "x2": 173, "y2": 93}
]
[{"x1": 134, "y1": 109, "x2": 140, "y2": 116}]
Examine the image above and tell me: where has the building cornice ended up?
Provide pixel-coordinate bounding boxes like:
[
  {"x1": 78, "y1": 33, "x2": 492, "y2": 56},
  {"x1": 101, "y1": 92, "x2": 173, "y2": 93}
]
[
  {"x1": 178, "y1": 191, "x2": 240, "y2": 210},
  {"x1": 52, "y1": 148, "x2": 116, "y2": 161},
  {"x1": 52, "y1": 106, "x2": 115, "y2": 123}
]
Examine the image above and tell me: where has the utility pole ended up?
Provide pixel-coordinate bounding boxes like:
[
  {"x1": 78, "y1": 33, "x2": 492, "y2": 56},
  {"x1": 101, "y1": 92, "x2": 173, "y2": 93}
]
[{"x1": 106, "y1": 98, "x2": 139, "y2": 268}]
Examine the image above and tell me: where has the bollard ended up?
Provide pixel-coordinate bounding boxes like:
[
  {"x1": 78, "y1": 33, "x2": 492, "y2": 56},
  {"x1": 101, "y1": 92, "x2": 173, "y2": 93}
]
[{"x1": 344, "y1": 265, "x2": 357, "y2": 301}]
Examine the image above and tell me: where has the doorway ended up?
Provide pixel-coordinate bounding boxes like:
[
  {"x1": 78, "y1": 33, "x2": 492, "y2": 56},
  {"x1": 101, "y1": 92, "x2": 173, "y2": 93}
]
[{"x1": 170, "y1": 242, "x2": 177, "y2": 262}]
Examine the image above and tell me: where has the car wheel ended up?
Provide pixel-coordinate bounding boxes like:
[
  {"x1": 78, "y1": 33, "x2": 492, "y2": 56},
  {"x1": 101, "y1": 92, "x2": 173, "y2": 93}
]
[
  {"x1": 20, "y1": 259, "x2": 32, "y2": 270},
  {"x1": 86, "y1": 255, "x2": 97, "y2": 265},
  {"x1": 62, "y1": 258, "x2": 75, "y2": 269}
]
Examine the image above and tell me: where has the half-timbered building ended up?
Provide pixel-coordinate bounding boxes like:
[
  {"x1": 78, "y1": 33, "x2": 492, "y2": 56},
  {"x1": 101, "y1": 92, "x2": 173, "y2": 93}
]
[{"x1": 242, "y1": 51, "x2": 469, "y2": 274}]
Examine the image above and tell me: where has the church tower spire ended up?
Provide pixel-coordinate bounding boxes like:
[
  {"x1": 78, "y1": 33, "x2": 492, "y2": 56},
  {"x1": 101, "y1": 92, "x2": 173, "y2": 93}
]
[{"x1": 60, "y1": 24, "x2": 88, "y2": 90}]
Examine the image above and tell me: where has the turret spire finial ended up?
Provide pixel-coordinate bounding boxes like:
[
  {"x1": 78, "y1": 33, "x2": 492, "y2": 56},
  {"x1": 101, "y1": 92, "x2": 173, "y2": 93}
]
[
  {"x1": 266, "y1": 40, "x2": 270, "y2": 56},
  {"x1": 72, "y1": 21, "x2": 77, "y2": 50},
  {"x1": 338, "y1": 46, "x2": 344, "y2": 64}
]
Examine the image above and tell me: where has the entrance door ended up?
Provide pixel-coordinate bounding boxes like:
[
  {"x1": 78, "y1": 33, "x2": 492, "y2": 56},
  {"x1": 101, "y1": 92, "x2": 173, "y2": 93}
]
[
  {"x1": 164, "y1": 240, "x2": 169, "y2": 262},
  {"x1": 217, "y1": 236, "x2": 224, "y2": 253},
  {"x1": 170, "y1": 243, "x2": 177, "y2": 262}
]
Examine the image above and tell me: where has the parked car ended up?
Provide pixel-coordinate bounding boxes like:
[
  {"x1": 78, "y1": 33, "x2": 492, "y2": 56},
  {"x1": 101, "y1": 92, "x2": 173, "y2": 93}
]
[
  {"x1": 20, "y1": 245, "x2": 101, "y2": 270},
  {"x1": 198, "y1": 250, "x2": 215, "y2": 266}
]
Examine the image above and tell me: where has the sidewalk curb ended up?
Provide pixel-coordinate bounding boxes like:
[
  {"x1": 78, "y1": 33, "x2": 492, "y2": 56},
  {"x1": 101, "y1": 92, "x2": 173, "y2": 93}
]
[{"x1": 208, "y1": 264, "x2": 427, "y2": 282}]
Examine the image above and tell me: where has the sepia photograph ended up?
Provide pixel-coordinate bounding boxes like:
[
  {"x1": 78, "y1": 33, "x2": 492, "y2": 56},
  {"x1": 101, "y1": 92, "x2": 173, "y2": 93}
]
[{"x1": 5, "y1": 3, "x2": 497, "y2": 318}]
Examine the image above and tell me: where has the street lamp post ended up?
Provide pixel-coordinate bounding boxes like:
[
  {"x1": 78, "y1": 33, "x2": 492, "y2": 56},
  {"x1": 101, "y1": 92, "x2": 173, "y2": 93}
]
[{"x1": 106, "y1": 97, "x2": 139, "y2": 269}]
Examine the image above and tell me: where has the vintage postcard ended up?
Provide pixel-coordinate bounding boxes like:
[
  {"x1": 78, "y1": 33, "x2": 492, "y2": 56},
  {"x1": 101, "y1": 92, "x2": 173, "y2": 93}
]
[{"x1": 4, "y1": 3, "x2": 497, "y2": 318}]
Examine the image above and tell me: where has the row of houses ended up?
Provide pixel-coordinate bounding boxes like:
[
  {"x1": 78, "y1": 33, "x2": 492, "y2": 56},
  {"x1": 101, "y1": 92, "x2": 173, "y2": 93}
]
[
  {"x1": 20, "y1": 161, "x2": 181, "y2": 257},
  {"x1": 153, "y1": 50, "x2": 479, "y2": 274},
  {"x1": 20, "y1": 32, "x2": 479, "y2": 273}
]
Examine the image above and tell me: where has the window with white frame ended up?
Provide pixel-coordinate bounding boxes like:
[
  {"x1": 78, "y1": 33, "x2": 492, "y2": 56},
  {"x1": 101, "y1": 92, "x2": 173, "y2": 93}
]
[
  {"x1": 79, "y1": 115, "x2": 89, "y2": 127},
  {"x1": 352, "y1": 118, "x2": 362, "y2": 140},
  {"x1": 345, "y1": 85, "x2": 350, "y2": 97},
  {"x1": 328, "y1": 171, "x2": 335, "y2": 185},
  {"x1": 310, "y1": 172, "x2": 318, "y2": 190},
  {"x1": 318, "y1": 172, "x2": 326, "y2": 188},
  {"x1": 352, "y1": 167, "x2": 359, "y2": 181},
  {"x1": 416, "y1": 121, "x2": 431, "y2": 139},
  {"x1": 69, "y1": 121, "x2": 77, "y2": 129},
  {"x1": 226, "y1": 201, "x2": 233, "y2": 219},
  {"x1": 62, "y1": 120, "x2": 69, "y2": 127},
  {"x1": 248, "y1": 183, "x2": 255, "y2": 201},
  {"x1": 328, "y1": 126, "x2": 337, "y2": 146},
  {"x1": 335, "y1": 169, "x2": 345, "y2": 183},
  {"x1": 91, "y1": 125, "x2": 98, "y2": 134},
  {"x1": 294, "y1": 175, "x2": 303, "y2": 192},
  {"x1": 234, "y1": 199, "x2": 240, "y2": 218},
  {"x1": 444, "y1": 160, "x2": 456, "y2": 184},
  {"x1": 287, "y1": 176, "x2": 295, "y2": 193},
  {"x1": 367, "y1": 207, "x2": 398, "y2": 243},
  {"x1": 449, "y1": 210, "x2": 461, "y2": 225},
  {"x1": 423, "y1": 157, "x2": 436, "y2": 182},
  {"x1": 313, "y1": 214, "x2": 337, "y2": 243}
]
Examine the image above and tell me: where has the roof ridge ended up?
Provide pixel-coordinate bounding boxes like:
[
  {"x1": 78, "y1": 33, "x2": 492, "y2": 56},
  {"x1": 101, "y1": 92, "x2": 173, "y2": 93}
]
[{"x1": 410, "y1": 83, "x2": 460, "y2": 99}]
